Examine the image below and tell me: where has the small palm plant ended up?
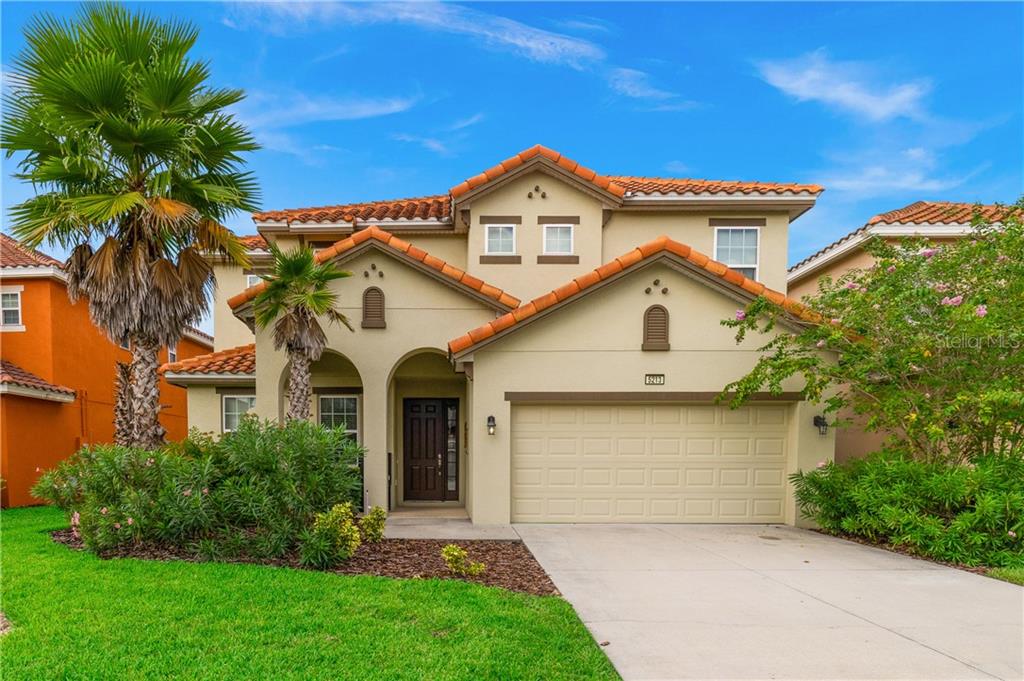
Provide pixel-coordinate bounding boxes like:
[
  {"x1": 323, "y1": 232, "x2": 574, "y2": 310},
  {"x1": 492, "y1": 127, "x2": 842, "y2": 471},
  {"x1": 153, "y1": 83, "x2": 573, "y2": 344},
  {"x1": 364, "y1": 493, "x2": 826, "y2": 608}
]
[
  {"x1": 254, "y1": 245, "x2": 353, "y2": 421},
  {"x1": 2, "y1": 3, "x2": 259, "y2": 447}
]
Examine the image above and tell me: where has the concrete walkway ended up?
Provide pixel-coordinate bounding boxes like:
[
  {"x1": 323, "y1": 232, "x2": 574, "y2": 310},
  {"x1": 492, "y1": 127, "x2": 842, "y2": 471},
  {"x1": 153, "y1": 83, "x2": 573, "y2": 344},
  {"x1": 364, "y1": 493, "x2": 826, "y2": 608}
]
[{"x1": 515, "y1": 523, "x2": 1024, "y2": 681}]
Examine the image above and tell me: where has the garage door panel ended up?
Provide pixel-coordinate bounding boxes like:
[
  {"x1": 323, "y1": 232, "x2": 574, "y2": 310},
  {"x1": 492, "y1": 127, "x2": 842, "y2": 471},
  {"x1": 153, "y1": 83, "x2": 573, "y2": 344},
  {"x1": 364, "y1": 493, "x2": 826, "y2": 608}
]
[{"x1": 511, "y1": 404, "x2": 790, "y2": 523}]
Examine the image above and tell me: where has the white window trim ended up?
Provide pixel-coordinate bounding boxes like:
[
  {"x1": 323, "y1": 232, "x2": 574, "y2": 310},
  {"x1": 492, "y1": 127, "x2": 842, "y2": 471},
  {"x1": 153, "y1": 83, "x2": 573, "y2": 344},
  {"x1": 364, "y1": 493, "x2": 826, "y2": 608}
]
[
  {"x1": 168, "y1": 343, "x2": 178, "y2": 364},
  {"x1": 317, "y1": 394, "x2": 361, "y2": 442},
  {"x1": 1, "y1": 285, "x2": 24, "y2": 332},
  {"x1": 484, "y1": 224, "x2": 517, "y2": 255},
  {"x1": 542, "y1": 223, "x2": 574, "y2": 255},
  {"x1": 245, "y1": 274, "x2": 262, "y2": 288},
  {"x1": 713, "y1": 226, "x2": 760, "y2": 281},
  {"x1": 221, "y1": 394, "x2": 257, "y2": 433}
]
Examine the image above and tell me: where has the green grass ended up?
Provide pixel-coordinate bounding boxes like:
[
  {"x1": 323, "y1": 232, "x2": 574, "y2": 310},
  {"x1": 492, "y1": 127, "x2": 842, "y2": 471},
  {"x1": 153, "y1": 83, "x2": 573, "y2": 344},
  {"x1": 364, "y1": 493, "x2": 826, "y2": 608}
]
[
  {"x1": 0, "y1": 507, "x2": 618, "y2": 680},
  {"x1": 989, "y1": 567, "x2": 1024, "y2": 586}
]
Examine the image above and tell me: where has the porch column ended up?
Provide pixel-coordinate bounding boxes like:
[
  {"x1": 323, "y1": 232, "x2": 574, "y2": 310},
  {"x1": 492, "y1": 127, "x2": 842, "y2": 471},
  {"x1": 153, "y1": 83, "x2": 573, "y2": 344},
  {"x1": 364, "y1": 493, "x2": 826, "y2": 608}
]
[{"x1": 361, "y1": 371, "x2": 389, "y2": 511}]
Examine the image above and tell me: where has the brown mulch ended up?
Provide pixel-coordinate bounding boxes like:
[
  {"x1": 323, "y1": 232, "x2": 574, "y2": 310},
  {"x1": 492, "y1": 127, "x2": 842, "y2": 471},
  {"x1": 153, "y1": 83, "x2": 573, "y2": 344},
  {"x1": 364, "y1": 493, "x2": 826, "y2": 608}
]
[
  {"x1": 0, "y1": 612, "x2": 10, "y2": 636},
  {"x1": 814, "y1": 529, "x2": 992, "y2": 576},
  {"x1": 51, "y1": 530, "x2": 558, "y2": 597}
]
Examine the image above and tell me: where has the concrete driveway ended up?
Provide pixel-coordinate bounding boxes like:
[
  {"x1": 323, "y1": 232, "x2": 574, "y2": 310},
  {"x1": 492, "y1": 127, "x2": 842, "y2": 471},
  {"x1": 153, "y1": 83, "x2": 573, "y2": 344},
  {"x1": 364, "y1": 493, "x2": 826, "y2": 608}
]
[{"x1": 515, "y1": 524, "x2": 1023, "y2": 681}]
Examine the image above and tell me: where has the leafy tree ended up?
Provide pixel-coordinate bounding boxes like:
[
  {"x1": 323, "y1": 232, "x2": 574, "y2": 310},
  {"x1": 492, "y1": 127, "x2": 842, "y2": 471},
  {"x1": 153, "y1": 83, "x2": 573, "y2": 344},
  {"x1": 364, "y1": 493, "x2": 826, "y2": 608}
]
[
  {"x1": 253, "y1": 245, "x2": 353, "y2": 421},
  {"x1": 2, "y1": 3, "x2": 259, "y2": 447},
  {"x1": 722, "y1": 201, "x2": 1024, "y2": 464}
]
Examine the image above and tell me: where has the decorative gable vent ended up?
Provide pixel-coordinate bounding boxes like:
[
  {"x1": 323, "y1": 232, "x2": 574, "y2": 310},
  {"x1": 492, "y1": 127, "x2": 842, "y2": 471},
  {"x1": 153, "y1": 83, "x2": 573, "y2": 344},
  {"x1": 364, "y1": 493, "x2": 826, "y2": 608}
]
[
  {"x1": 642, "y1": 305, "x2": 669, "y2": 351},
  {"x1": 362, "y1": 287, "x2": 386, "y2": 329}
]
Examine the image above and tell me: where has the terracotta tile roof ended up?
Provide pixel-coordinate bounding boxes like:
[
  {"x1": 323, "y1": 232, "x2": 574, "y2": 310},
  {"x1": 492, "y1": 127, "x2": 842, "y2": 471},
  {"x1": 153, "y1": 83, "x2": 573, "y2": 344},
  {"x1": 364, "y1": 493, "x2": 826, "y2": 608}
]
[
  {"x1": 227, "y1": 226, "x2": 520, "y2": 311},
  {"x1": 252, "y1": 195, "x2": 450, "y2": 225},
  {"x1": 0, "y1": 233, "x2": 63, "y2": 268},
  {"x1": 238, "y1": 234, "x2": 269, "y2": 251},
  {"x1": 0, "y1": 359, "x2": 75, "y2": 397},
  {"x1": 867, "y1": 200, "x2": 1018, "y2": 225},
  {"x1": 449, "y1": 236, "x2": 816, "y2": 356},
  {"x1": 160, "y1": 344, "x2": 255, "y2": 375},
  {"x1": 450, "y1": 145, "x2": 626, "y2": 199},
  {"x1": 608, "y1": 176, "x2": 823, "y2": 197},
  {"x1": 183, "y1": 326, "x2": 215, "y2": 348},
  {"x1": 789, "y1": 201, "x2": 1017, "y2": 276}
]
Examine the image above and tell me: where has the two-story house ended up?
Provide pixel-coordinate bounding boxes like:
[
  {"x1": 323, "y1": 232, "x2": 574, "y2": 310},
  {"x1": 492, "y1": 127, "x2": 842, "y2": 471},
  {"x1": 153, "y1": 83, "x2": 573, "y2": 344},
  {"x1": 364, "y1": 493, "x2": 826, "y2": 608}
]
[
  {"x1": 163, "y1": 145, "x2": 834, "y2": 526},
  {"x1": 0, "y1": 234, "x2": 214, "y2": 507}
]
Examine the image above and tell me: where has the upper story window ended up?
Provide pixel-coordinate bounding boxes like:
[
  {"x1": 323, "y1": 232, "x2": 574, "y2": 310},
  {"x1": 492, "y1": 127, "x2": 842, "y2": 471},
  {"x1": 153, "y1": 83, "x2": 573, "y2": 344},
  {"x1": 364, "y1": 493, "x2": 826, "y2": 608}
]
[
  {"x1": 246, "y1": 273, "x2": 262, "y2": 288},
  {"x1": 168, "y1": 343, "x2": 178, "y2": 363},
  {"x1": 715, "y1": 227, "x2": 759, "y2": 280},
  {"x1": 485, "y1": 224, "x2": 516, "y2": 254},
  {"x1": 543, "y1": 224, "x2": 574, "y2": 255},
  {"x1": 1, "y1": 287, "x2": 23, "y2": 331},
  {"x1": 222, "y1": 394, "x2": 257, "y2": 433}
]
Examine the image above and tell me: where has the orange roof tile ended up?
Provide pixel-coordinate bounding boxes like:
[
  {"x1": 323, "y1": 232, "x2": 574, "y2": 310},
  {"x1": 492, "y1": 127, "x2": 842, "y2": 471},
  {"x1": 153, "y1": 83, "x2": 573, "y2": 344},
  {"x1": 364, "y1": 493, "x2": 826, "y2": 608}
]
[
  {"x1": 450, "y1": 145, "x2": 626, "y2": 200},
  {"x1": 608, "y1": 176, "x2": 823, "y2": 197},
  {"x1": 0, "y1": 233, "x2": 63, "y2": 269},
  {"x1": 252, "y1": 195, "x2": 450, "y2": 225},
  {"x1": 227, "y1": 226, "x2": 520, "y2": 311},
  {"x1": 448, "y1": 236, "x2": 817, "y2": 356},
  {"x1": 160, "y1": 344, "x2": 255, "y2": 375},
  {"x1": 238, "y1": 234, "x2": 269, "y2": 251},
  {"x1": 0, "y1": 359, "x2": 75, "y2": 397}
]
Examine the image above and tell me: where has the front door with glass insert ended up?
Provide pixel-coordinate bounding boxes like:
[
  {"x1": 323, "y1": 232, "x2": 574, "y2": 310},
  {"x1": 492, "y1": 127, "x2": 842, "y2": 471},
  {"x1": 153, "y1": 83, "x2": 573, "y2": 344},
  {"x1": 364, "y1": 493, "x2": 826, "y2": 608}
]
[{"x1": 403, "y1": 398, "x2": 458, "y2": 501}]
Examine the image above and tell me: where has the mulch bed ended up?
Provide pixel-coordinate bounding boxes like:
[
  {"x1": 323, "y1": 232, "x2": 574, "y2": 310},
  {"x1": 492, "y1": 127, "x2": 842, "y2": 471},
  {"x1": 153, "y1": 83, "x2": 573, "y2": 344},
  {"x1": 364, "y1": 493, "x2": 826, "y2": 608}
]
[
  {"x1": 51, "y1": 531, "x2": 558, "y2": 597},
  {"x1": 814, "y1": 529, "x2": 992, "y2": 577}
]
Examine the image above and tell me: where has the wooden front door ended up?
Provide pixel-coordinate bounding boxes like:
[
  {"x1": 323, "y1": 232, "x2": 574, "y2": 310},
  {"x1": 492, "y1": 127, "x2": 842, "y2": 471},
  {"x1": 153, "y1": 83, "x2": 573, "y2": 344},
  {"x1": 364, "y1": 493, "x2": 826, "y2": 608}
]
[{"x1": 403, "y1": 399, "x2": 458, "y2": 501}]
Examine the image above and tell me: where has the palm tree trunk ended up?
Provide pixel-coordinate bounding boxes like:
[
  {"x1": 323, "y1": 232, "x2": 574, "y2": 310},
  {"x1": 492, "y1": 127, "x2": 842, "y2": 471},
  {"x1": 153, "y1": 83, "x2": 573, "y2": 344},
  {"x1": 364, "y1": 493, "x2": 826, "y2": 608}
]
[
  {"x1": 287, "y1": 348, "x2": 312, "y2": 421},
  {"x1": 129, "y1": 339, "x2": 166, "y2": 448},
  {"x1": 113, "y1": 361, "x2": 134, "y2": 446}
]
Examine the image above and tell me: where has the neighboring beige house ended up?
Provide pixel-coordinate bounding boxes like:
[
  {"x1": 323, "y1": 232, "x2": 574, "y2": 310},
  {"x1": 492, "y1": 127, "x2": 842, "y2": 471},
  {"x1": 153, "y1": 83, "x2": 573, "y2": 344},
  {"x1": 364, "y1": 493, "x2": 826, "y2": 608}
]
[
  {"x1": 163, "y1": 145, "x2": 835, "y2": 526},
  {"x1": 788, "y1": 200, "x2": 1017, "y2": 461}
]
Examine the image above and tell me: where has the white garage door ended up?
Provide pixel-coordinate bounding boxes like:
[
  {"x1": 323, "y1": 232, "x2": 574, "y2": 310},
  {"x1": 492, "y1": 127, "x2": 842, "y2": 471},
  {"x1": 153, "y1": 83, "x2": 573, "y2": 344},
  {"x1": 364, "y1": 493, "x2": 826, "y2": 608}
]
[{"x1": 511, "y1": 403, "x2": 791, "y2": 523}]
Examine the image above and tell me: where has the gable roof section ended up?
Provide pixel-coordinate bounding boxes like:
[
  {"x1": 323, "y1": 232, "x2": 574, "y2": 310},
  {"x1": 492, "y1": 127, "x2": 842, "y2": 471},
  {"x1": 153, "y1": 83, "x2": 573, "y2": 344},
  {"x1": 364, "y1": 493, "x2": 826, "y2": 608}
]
[
  {"x1": 238, "y1": 234, "x2": 270, "y2": 251},
  {"x1": 160, "y1": 343, "x2": 256, "y2": 376},
  {"x1": 227, "y1": 226, "x2": 520, "y2": 313},
  {"x1": 252, "y1": 195, "x2": 450, "y2": 226},
  {"x1": 788, "y1": 201, "x2": 1018, "y2": 285},
  {"x1": 0, "y1": 359, "x2": 75, "y2": 402},
  {"x1": 449, "y1": 236, "x2": 815, "y2": 357},
  {"x1": 0, "y1": 233, "x2": 63, "y2": 269}
]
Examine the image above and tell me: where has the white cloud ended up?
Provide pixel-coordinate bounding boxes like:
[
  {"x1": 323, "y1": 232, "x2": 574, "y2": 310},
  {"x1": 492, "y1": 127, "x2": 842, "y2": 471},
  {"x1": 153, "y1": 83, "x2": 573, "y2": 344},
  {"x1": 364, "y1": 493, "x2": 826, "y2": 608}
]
[
  {"x1": 238, "y1": 90, "x2": 418, "y2": 130},
  {"x1": 756, "y1": 49, "x2": 930, "y2": 122},
  {"x1": 818, "y1": 146, "x2": 987, "y2": 197},
  {"x1": 309, "y1": 45, "x2": 351, "y2": 65},
  {"x1": 393, "y1": 133, "x2": 450, "y2": 156},
  {"x1": 554, "y1": 17, "x2": 615, "y2": 34},
  {"x1": 608, "y1": 68, "x2": 675, "y2": 100},
  {"x1": 225, "y1": 2, "x2": 604, "y2": 69},
  {"x1": 664, "y1": 160, "x2": 690, "y2": 175},
  {"x1": 448, "y1": 113, "x2": 485, "y2": 131}
]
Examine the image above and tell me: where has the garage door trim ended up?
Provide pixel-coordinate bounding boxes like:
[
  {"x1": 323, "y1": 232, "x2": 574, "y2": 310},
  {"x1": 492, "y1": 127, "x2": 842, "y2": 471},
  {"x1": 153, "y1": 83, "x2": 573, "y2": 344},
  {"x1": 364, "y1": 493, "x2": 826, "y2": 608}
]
[{"x1": 505, "y1": 391, "x2": 802, "y2": 403}]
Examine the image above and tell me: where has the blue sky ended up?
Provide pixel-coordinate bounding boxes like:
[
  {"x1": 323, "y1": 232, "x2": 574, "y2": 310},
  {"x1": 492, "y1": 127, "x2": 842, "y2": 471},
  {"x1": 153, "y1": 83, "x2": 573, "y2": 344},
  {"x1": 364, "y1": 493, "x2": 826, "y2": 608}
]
[{"x1": 3, "y1": 1, "x2": 1022, "y2": 268}]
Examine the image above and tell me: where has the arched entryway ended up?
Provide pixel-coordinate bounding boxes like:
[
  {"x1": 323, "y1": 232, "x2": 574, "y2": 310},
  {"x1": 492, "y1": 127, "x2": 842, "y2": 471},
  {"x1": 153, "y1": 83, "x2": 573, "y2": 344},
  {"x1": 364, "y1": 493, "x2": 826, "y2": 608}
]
[
  {"x1": 387, "y1": 349, "x2": 467, "y2": 508},
  {"x1": 278, "y1": 350, "x2": 363, "y2": 436}
]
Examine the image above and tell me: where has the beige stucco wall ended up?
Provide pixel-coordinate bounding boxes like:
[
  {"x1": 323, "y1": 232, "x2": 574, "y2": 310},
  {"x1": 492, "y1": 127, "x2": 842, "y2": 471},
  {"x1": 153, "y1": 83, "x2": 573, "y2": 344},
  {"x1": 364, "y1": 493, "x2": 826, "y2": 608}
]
[
  {"x1": 185, "y1": 385, "x2": 222, "y2": 435},
  {"x1": 604, "y1": 211, "x2": 792, "y2": 293},
  {"x1": 400, "y1": 234, "x2": 467, "y2": 270},
  {"x1": 464, "y1": 262, "x2": 834, "y2": 524},
  {"x1": 251, "y1": 246, "x2": 497, "y2": 511},
  {"x1": 211, "y1": 263, "x2": 256, "y2": 351},
  {"x1": 788, "y1": 248, "x2": 877, "y2": 301}
]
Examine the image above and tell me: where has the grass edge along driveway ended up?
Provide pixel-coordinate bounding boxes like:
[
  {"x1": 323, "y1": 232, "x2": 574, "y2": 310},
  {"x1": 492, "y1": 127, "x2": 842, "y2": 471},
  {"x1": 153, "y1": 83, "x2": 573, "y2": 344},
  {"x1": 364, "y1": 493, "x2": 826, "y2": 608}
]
[{"x1": 0, "y1": 507, "x2": 618, "y2": 680}]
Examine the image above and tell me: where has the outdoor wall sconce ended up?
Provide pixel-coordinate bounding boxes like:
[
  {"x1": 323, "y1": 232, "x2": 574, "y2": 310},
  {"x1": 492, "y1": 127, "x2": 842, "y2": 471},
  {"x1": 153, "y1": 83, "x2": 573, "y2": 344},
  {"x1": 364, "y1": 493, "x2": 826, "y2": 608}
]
[
  {"x1": 486, "y1": 415, "x2": 496, "y2": 435},
  {"x1": 813, "y1": 415, "x2": 829, "y2": 436}
]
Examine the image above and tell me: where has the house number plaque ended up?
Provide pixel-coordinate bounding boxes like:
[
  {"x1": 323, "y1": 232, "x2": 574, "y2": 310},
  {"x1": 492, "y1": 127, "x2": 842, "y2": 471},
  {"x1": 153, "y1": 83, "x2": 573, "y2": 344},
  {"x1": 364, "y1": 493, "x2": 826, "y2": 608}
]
[{"x1": 644, "y1": 374, "x2": 665, "y2": 386}]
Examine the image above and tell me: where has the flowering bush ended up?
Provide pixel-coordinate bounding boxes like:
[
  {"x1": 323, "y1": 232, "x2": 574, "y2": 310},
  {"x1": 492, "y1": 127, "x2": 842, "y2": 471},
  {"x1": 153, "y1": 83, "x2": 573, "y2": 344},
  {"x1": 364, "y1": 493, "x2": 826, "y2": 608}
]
[
  {"x1": 358, "y1": 506, "x2": 387, "y2": 543},
  {"x1": 32, "y1": 418, "x2": 363, "y2": 556},
  {"x1": 723, "y1": 199, "x2": 1024, "y2": 465},
  {"x1": 441, "y1": 544, "x2": 486, "y2": 576},
  {"x1": 792, "y1": 451, "x2": 1024, "y2": 567},
  {"x1": 299, "y1": 502, "x2": 362, "y2": 568}
]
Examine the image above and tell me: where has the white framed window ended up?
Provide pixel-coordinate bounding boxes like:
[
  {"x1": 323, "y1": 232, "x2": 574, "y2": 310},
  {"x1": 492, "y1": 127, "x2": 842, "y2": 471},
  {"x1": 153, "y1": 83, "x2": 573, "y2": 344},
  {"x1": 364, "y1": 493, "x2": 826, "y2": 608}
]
[
  {"x1": 246, "y1": 274, "x2": 262, "y2": 288},
  {"x1": 714, "y1": 227, "x2": 759, "y2": 280},
  {"x1": 222, "y1": 395, "x2": 257, "y2": 433},
  {"x1": 543, "y1": 224, "x2": 574, "y2": 255},
  {"x1": 318, "y1": 395, "x2": 359, "y2": 440},
  {"x1": 168, "y1": 343, "x2": 178, "y2": 363},
  {"x1": 485, "y1": 224, "x2": 516, "y2": 254},
  {"x1": 1, "y1": 287, "x2": 24, "y2": 331}
]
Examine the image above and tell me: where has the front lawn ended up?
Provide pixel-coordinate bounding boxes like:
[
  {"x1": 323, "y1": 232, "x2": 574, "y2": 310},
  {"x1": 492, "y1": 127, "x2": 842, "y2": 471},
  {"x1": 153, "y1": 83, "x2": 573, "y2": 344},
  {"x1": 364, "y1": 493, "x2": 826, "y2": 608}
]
[
  {"x1": 0, "y1": 507, "x2": 617, "y2": 680},
  {"x1": 990, "y1": 567, "x2": 1024, "y2": 586}
]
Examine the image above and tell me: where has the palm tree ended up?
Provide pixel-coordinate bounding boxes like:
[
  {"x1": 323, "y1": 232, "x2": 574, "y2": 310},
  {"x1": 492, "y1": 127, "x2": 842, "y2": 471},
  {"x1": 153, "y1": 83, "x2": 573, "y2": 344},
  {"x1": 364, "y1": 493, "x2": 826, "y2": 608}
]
[
  {"x1": 2, "y1": 4, "x2": 259, "y2": 447},
  {"x1": 254, "y1": 245, "x2": 353, "y2": 422}
]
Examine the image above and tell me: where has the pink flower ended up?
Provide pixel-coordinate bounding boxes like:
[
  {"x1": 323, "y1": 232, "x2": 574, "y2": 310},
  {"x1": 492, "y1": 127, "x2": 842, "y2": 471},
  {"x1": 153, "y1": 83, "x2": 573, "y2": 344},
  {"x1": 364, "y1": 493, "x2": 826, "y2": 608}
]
[
  {"x1": 933, "y1": 283, "x2": 950, "y2": 293},
  {"x1": 830, "y1": 318, "x2": 841, "y2": 326},
  {"x1": 941, "y1": 295, "x2": 963, "y2": 307},
  {"x1": 113, "y1": 523, "x2": 121, "y2": 530},
  {"x1": 975, "y1": 305, "x2": 988, "y2": 317},
  {"x1": 886, "y1": 265, "x2": 897, "y2": 273},
  {"x1": 816, "y1": 461, "x2": 827, "y2": 469},
  {"x1": 100, "y1": 507, "x2": 108, "y2": 515},
  {"x1": 997, "y1": 254, "x2": 1009, "y2": 263},
  {"x1": 1009, "y1": 530, "x2": 1017, "y2": 539},
  {"x1": 735, "y1": 310, "x2": 746, "y2": 321},
  {"x1": 183, "y1": 489, "x2": 192, "y2": 497},
  {"x1": 816, "y1": 340, "x2": 826, "y2": 348},
  {"x1": 845, "y1": 282, "x2": 859, "y2": 290},
  {"x1": 920, "y1": 248, "x2": 938, "y2": 258},
  {"x1": 202, "y1": 488, "x2": 209, "y2": 495},
  {"x1": 126, "y1": 517, "x2": 134, "y2": 525}
]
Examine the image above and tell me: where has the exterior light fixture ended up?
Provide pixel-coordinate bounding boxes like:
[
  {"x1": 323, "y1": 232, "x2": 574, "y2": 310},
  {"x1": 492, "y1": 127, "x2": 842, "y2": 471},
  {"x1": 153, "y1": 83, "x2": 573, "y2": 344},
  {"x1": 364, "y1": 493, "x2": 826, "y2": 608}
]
[
  {"x1": 486, "y1": 415, "x2": 496, "y2": 435},
  {"x1": 813, "y1": 415, "x2": 829, "y2": 436}
]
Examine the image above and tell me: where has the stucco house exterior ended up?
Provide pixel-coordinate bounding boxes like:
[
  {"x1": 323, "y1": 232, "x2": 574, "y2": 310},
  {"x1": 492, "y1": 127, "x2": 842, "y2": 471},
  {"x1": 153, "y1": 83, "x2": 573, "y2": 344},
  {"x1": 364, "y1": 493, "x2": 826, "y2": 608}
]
[
  {"x1": 163, "y1": 145, "x2": 836, "y2": 526},
  {"x1": 788, "y1": 200, "x2": 1017, "y2": 461}
]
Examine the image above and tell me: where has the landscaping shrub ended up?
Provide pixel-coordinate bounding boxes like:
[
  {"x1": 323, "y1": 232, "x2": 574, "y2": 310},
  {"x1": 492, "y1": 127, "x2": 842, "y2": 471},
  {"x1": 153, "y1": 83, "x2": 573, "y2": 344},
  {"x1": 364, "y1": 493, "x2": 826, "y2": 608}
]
[
  {"x1": 792, "y1": 451, "x2": 1024, "y2": 567},
  {"x1": 441, "y1": 544, "x2": 486, "y2": 576},
  {"x1": 298, "y1": 503, "x2": 362, "y2": 568},
  {"x1": 359, "y1": 506, "x2": 387, "y2": 543},
  {"x1": 32, "y1": 418, "x2": 363, "y2": 557}
]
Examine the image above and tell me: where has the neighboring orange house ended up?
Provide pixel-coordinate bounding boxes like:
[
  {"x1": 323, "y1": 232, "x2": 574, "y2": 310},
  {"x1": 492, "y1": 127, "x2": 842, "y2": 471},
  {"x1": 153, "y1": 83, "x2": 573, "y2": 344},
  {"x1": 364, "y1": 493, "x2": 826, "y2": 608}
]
[{"x1": 0, "y1": 234, "x2": 214, "y2": 507}]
